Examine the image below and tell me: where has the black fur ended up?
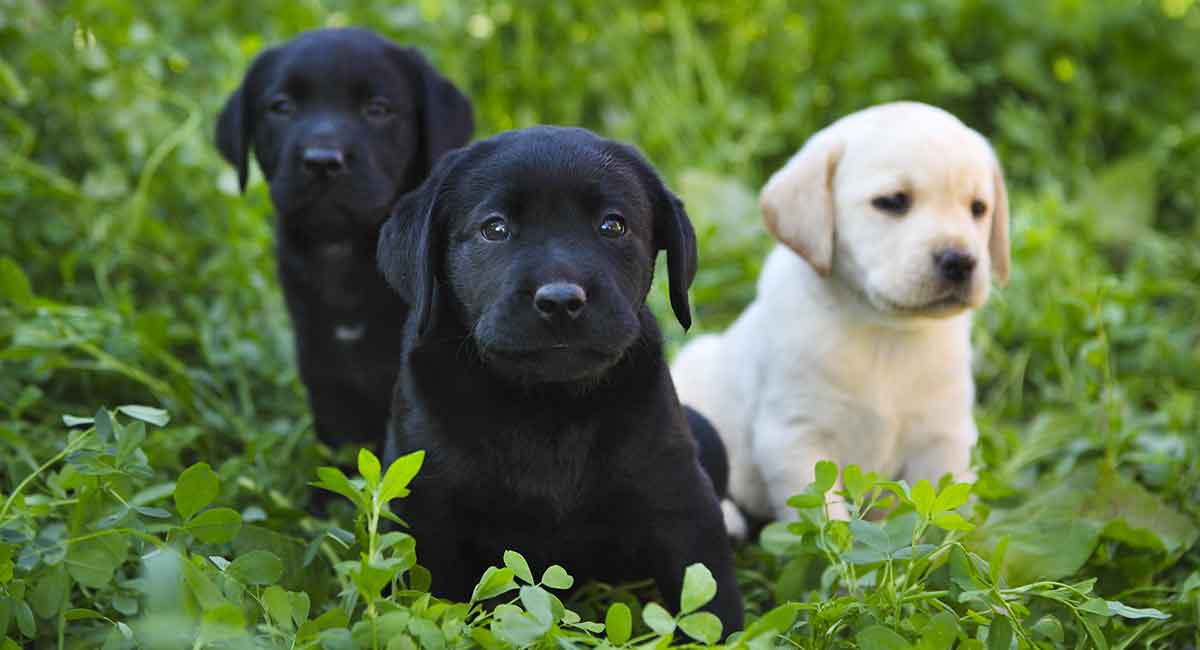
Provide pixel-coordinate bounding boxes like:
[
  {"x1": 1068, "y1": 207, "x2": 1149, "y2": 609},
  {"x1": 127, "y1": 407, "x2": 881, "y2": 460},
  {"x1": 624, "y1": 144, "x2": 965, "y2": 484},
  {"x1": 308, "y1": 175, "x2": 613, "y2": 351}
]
[
  {"x1": 378, "y1": 126, "x2": 743, "y2": 634},
  {"x1": 215, "y1": 28, "x2": 473, "y2": 446},
  {"x1": 685, "y1": 406, "x2": 729, "y2": 499}
]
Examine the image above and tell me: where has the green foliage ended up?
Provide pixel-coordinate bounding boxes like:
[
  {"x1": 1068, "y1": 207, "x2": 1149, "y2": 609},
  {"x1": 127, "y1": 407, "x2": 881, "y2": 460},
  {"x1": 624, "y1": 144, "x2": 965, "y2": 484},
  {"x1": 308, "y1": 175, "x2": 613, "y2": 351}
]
[{"x1": 2, "y1": 0, "x2": 1200, "y2": 648}]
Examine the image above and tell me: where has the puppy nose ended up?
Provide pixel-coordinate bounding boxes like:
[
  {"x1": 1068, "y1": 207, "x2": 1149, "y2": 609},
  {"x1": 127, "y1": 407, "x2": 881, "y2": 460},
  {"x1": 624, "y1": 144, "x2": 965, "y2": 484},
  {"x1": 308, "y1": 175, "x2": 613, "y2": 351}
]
[
  {"x1": 533, "y1": 283, "x2": 587, "y2": 321},
  {"x1": 302, "y1": 147, "x2": 346, "y2": 177},
  {"x1": 933, "y1": 249, "x2": 977, "y2": 284}
]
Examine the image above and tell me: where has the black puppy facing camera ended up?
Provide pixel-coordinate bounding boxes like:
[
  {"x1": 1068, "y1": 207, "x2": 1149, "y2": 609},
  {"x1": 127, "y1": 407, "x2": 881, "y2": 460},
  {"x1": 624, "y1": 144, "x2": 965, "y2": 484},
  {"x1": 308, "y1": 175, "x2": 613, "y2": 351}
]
[
  {"x1": 215, "y1": 27, "x2": 472, "y2": 447},
  {"x1": 378, "y1": 126, "x2": 743, "y2": 633}
]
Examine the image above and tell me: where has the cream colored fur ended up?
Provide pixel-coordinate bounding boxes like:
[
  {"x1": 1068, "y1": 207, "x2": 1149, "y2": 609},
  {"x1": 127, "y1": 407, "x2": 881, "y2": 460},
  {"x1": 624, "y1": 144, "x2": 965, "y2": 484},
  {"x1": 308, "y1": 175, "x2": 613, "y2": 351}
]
[{"x1": 674, "y1": 102, "x2": 1009, "y2": 525}]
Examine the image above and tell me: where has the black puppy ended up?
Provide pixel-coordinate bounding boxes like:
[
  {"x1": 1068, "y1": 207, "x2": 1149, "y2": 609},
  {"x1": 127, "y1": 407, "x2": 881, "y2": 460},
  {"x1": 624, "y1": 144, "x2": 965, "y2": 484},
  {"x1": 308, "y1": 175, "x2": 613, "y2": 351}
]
[
  {"x1": 216, "y1": 28, "x2": 472, "y2": 446},
  {"x1": 377, "y1": 126, "x2": 743, "y2": 633}
]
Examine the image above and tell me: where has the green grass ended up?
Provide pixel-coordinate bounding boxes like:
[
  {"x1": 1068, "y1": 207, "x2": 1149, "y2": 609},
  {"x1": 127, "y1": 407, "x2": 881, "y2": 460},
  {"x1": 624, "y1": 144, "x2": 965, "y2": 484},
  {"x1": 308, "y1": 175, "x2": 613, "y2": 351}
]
[{"x1": 2, "y1": 1, "x2": 1199, "y2": 647}]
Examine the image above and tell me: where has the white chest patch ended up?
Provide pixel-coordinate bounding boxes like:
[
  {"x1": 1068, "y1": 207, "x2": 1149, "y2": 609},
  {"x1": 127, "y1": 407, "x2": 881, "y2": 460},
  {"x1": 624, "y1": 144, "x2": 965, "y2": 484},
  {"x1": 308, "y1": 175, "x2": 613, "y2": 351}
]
[{"x1": 335, "y1": 323, "x2": 367, "y2": 343}]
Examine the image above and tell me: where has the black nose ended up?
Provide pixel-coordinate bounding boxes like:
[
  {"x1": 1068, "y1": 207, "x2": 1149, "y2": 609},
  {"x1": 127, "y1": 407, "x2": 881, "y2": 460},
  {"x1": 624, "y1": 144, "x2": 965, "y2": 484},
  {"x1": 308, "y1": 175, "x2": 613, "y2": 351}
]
[
  {"x1": 933, "y1": 249, "x2": 977, "y2": 284},
  {"x1": 302, "y1": 147, "x2": 346, "y2": 177},
  {"x1": 533, "y1": 283, "x2": 587, "y2": 321}
]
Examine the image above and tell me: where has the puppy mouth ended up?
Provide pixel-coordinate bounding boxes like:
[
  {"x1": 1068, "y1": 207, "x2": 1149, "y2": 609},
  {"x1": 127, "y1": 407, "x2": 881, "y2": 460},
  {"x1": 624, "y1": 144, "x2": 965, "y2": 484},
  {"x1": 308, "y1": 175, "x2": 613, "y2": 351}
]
[{"x1": 876, "y1": 292, "x2": 971, "y2": 317}]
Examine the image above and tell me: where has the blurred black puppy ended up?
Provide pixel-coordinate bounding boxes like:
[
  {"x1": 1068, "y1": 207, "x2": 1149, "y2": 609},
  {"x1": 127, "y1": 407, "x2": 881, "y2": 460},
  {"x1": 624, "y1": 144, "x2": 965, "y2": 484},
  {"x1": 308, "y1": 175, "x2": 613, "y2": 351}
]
[
  {"x1": 216, "y1": 28, "x2": 473, "y2": 447},
  {"x1": 377, "y1": 126, "x2": 743, "y2": 634}
]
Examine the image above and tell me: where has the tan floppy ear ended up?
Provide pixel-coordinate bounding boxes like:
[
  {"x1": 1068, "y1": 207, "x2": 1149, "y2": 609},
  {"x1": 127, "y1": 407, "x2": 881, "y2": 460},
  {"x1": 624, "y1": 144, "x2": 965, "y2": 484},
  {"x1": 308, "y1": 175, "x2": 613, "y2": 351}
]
[
  {"x1": 988, "y1": 150, "x2": 1010, "y2": 286},
  {"x1": 760, "y1": 127, "x2": 844, "y2": 275}
]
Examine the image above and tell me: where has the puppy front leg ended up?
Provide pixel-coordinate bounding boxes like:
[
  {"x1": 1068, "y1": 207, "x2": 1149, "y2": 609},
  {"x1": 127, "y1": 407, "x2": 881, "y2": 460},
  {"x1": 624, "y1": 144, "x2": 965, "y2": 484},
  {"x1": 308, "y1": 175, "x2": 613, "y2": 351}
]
[
  {"x1": 648, "y1": 504, "x2": 745, "y2": 637},
  {"x1": 901, "y1": 425, "x2": 978, "y2": 487},
  {"x1": 752, "y1": 420, "x2": 848, "y2": 521}
]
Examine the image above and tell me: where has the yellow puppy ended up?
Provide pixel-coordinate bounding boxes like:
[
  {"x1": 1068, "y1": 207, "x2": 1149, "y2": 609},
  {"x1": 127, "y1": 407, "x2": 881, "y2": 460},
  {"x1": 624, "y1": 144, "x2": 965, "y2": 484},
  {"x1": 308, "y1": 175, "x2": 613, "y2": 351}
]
[{"x1": 673, "y1": 102, "x2": 1008, "y2": 528}]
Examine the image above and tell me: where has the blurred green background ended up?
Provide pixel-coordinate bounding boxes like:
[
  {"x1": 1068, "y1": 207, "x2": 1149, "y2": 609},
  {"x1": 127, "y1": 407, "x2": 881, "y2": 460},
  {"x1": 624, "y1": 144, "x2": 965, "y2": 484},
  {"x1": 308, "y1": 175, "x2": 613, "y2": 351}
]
[{"x1": 2, "y1": 0, "x2": 1200, "y2": 646}]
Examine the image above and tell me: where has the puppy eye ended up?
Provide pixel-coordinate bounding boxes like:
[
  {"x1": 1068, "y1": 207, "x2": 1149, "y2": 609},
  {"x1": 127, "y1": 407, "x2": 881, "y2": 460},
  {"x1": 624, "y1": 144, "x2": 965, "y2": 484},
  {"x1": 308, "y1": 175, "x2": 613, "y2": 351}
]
[
  {"x1": 364, "y1": 98, "x2": 393, "y2": 121},
  {"x1": 871, "y1": 192, "x2": 911, "y2": 216},
  {"x1": 970, "y1": 199, "x2": 988, "y2": 219},
  {"x1": 268, "y1": 97, "x2": 295, "y2": 116},
  {"x1": 598, "y1": 214, "x2": 627, "y2": 238},
  {"x1": 480, "y1": 215, "x2": 510, "y2": 242}
]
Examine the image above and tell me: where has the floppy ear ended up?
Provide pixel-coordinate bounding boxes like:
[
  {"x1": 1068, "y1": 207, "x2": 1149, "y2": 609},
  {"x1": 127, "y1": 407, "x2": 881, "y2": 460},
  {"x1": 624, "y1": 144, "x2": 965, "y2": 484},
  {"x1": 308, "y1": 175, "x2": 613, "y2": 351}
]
[
  {"x1": 215, "y1": 48, "x2": 278, "y2": 193},
  {"x1": 658, "y1": 192, "x2": 698, "y2": 330},
  {"x1": 395, "y1": 48, "x2": 474, "y2": 176},
  {"x1": 988, "y1": 149, "x2": 1011, "y2": 286},
  {"x1": 377, "y1": 148, "x2": 467, "y2": 338},
  {"x1": 760, "y1": 127, "x2": 845, "y2": 275}
]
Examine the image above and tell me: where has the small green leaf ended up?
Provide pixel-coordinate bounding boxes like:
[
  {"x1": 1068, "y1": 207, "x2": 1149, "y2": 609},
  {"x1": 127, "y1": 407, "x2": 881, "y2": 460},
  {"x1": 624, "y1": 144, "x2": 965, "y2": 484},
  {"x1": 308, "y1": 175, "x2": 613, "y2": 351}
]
[
  {"x1": 518, "y1": 586, "x2": 553, "y2": 625},
  {"x1": 1079, "y1": 597, "x2": 1113, "y2": 617},
  {"x1": 642, "y1": 602, "x2": 675, "y2": 635},
  {"x1": 540, "y1": 564, "x2": 573, "y2": 590},
  {"x1": 15, "y1": 599, "x2": 34, "y2": 637},
  {"x1": 288, "y1": 590, "x2": 311, "y2": 628},
  {"x1": 358, "y1": 448, "x2": 381, "y2": 488},
  {"x1": 263, "y1": 585, "x2": 292, "y2": 629},
  {"x1": 409, "y1": 616, "x2": 448, "y2": 650},
  {"x1": 65, "y1": 608, "x2": 105, "y2": 621},
  {"x1": 680, "y1": 563, "x2": 717, "y2": 614},
  {"x1": 198, "y1": 602, "x2": 246, "y2": 646},
  {"x1": 503, "y1": 550, "x2": 534, "y2": 584},
  {"x1": 228, "y1": 550, "x2": 283, "y2": 586},
  {"x1": 1031, "y1": 615, "x2": 1064, "y2": 643},
  {"x1": 740, "y1": 602, "x2": 799, "y2": 641},
  {"x1": 471, "y1": 566, "x2": 517, "y2": 602},
  {"x1": 492, "y1": 604, "x2": 548, "y2": 648},
  {"x1": 933, "y1": 482, "x2": 972, "y2": 512},
  {"x1": 606, "y1": 602, "x2": 632, "y2": 644},
  {"x1": 186, "y1": 507, "x2": 243, "y2": 544},
  {"x1": 987, "y1": 616, "x2": 1013, "y2": 650},
  {"x1": 814, "y1": 460, "x2": 838, "y2": 492},
  {"x1": 116, "y1": 405, "x2": 170, "y2": 427},
  {"x1": 32, "y1": 567, "x2": 68, "y2": 618},
  {"x1": 843, "y1": 465, "x2": 867, "y2": 501},
  {"x1": 0, "y1": 257, "x2": 35, "y2": 308},
  {"x1": 66, "y1": 537, "x2": 125, "y2": 589},
  {"x1": 678, "y1": 611, "x2": 722, "y2": 644},
  {"x1": 856, "y1": 624, "x2": 912, "y2": 650},
  {"x1": 310, "y1": 466, "x2": 366, "y2": 510},
  {"x1": 931, "y1": 511, "x2": 974, "y2": 532},
  {"x1": 989, "y1": 535, "x2": 1010, "y2": 585},
  {"x1": 911, "y1": 480, "x2": 936, "y2": 517},
  {"x1": 918, "y1": 611, "x2": 958, "y2": 650},
  {"x1": 851, "y1": 518, "x2": 892, "y2": 553},
  {"x1": 174, "y1": 463, "x2": 219, "y2": 521},
  {"x1": 380, "y1": 450, "x2": 425, "y2": 502}
]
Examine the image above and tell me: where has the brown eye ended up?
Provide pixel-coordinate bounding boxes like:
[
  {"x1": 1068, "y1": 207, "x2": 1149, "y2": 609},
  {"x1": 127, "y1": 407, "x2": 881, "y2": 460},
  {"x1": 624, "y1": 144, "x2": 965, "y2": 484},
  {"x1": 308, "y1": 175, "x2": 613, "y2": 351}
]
[
  {"x1": 480, "y1": 215, "x2": 510, "y2": 242},
  {"x1": 970, "y1": 199, "x2": 987, "y2": 219},
  {"x1": 598, "y1": 214, "x2": 626, "y2": 238},
  {"x1": 871, "y1": 192, "x2": 911, "y2": 216},
  {"x1": 268, "y1": 96, "x2": 294, "y2": 116},
  {"x1": 364, "y1": 98, "x2": 393, "y2": 121}
]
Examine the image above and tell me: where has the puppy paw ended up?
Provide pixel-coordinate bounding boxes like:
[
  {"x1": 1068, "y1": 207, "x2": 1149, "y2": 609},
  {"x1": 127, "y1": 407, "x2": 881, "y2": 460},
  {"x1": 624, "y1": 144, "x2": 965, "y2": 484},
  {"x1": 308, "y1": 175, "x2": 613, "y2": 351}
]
[{"x1": 721, "y1": 499, "x2": 749, "y2": 543}]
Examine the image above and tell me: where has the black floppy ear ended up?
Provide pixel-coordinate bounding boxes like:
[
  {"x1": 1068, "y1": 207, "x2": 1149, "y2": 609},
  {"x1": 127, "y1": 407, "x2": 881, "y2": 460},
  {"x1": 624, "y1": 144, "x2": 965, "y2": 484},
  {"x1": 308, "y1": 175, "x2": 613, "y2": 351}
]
[
  {"x1": 394, "y1": 48, "x2": 474, "y2": 176},
  {"x1": 377, "y1": 147, "x2": 467, "y2": 338},
  {"x1": 657, "y1": 191, "x2": 698, "y2": 330},
  {"x1": 215, "y1": 48, "x2": 278, "y2": 193},
  {"x1": 612, "y1": 143, "x2": 698, "y2": 329}
]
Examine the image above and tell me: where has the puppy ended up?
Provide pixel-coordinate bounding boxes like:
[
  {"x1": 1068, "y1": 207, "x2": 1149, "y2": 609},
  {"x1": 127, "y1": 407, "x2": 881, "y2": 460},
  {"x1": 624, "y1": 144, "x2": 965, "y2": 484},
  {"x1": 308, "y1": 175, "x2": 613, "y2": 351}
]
[
  {"x1": 377, "y1": 126, "x2": 743, "y2": 633},
  {"x1": 216, "y1": 28, "x2": 473, "y2": 447},
  {"x1": 673, "y1": 102, "x2": 1009, "y2": 523}
]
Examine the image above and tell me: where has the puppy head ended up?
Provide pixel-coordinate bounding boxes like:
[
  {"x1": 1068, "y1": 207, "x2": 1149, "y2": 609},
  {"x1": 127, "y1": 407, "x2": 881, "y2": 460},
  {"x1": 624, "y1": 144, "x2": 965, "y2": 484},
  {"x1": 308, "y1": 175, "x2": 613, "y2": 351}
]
[
  {"x1": 762, "y1": 102, "x2": 1009, "y2": 319},
  {"x1": 215, "y1": 28, "x2": 473, "y2": 233},
  {"x1": 378, "y1": 126, "x2": 697, "y2": 385}
]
